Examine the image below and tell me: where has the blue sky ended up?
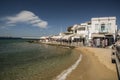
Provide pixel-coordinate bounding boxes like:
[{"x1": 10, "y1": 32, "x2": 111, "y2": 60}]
[{"x1": 0, "y1": 0, "x2": 120, "y2": 37}]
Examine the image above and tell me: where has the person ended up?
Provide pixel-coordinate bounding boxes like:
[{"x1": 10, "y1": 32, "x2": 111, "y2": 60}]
[
  {"x1": 102, "y1": 39, "x2": 105, "y2": 48},
  {"x1": 93, "y1": 39, "x2": 96, "y2": 47},
  {"x1": 105, "y1": 39, "x2": 108, "y2": 47},
  {"x1": 96, "y1": 38, "x2": 100, "y2": 47}
]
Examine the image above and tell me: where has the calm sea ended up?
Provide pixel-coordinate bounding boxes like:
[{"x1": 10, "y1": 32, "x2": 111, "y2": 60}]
[{"x1": 0, "y1": 39, "x2": 80, "y2": 80}]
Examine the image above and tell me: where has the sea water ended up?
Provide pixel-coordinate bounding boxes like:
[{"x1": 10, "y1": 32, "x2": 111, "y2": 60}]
[{"x1": 0, "y1": 39, "x2": 81, "y2": 80}]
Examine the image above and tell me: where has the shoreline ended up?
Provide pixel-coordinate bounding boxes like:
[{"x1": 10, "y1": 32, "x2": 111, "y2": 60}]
[
  {"x1": 54, "y1": 54, "x2": 82, "y2": 80},
  {"x1": 37, "y1": 42, "x2": 76, "y2": 49},
  {"x1": 30, "y1": 42, "x2": 118, "y2": 79}
]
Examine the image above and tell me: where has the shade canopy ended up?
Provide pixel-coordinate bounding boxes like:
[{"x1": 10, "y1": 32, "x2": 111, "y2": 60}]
[
  {"x1": 92, "y1": 34, "x2": 105, "y2": 38},
  {"x1": 51, "y1": 35, "x2": 62, "y2": 39},
  {"x1": 61, "y1": 35, "x2": 73, "y2": 40},
  {"x1": 72, "y1": 33, "x2": 84, "y2": 38}
]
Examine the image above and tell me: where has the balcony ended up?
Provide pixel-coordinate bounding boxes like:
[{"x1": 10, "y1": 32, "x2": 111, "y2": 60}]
[{"x1": 99, "y1": 30, "x2": 108, "y2": 34}]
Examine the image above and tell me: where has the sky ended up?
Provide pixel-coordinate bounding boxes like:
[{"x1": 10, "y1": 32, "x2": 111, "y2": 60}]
[{"x1": 0, "y1": 0, "x2": 120, "y2": 38}]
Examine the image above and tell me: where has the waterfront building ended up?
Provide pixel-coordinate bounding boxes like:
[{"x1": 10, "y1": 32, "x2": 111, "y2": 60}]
[
  {"x1": 90, "y1": 17, "x2": 117, "y2": 46},
  {"x1": 70, "y1": 17, "x2": 117, "y2": 46},
  {"x1": 40, "y1": 17, "x2": 118, "y2": 47},
  {"x1": 71, "y1": 23, "x2": 89, "y2": 45}
]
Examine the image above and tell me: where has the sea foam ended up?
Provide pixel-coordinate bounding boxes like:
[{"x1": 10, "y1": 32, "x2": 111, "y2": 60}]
[{"x1": 54, "y1": 54, "x2": 82, "y2": 80}]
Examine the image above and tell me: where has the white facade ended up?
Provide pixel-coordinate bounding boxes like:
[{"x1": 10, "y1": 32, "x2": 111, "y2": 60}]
[
  {"x1": 72, "y1": 23, "x2": 88, "y2": 38},
  {"x1": 90, "y1": 17, "x2": 117, "y2": 42},
  {"x1": 72, "y1": 17, "x2": 117, "y2": 39},
  {"x1": 70, "y1": 17, "x2": 117, "y2": 46},
  {"x1": 76, "y1": 23, "x2": 88, "y2": 35},
  {"x1": 91, "y1": 17, "x2": 117, "y2": 34}
]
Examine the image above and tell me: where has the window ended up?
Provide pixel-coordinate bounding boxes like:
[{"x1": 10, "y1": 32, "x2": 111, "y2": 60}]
[
  {"x1": 77, "y1": 27, "x2": 85, "y2": 31},
  {"x1": 101, "y1": 24, "x2": 105, "y2": 32},
  {"x1": 95, "y1": 24, "x2": 98, "y2": 30},
  {"x1": 75, "y1": 29, "x2": 77, "y2": 33}
]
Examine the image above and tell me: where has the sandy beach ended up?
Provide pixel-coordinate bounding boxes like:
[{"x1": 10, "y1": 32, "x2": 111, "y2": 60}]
[{"x1": 65, "y1": 47, "x2": 118, "y2": 80}]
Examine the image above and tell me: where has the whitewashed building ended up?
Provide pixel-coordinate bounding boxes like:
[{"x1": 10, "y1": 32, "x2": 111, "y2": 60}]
[
  {"x1": 71, "y1": 23, "x2": 89, "y2": 45},
  {"x1": 90, "y1": 17, "x2": 117, "y2": 46},
  {"x1": 70, "y1": 17, "x2": 117, "y2": 46},
  {"x1": 91, "y1": 17, "x2": 117, "y2": 37}
]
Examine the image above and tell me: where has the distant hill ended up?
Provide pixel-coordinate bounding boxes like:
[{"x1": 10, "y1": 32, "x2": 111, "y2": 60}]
[{"x1": 0, "y1": 37, "x2": 22, "y2": 39}]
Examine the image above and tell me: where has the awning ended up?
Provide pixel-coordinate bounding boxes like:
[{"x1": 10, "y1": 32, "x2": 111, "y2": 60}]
[
  {"x1": 61, "y1": 33, "x2": 85, "y2": 40},
  {"x1": 62, "y1": 35, "x2": 71, "y2": 40},
  {"x1": 40, "y1": 36, "x2": 48, "y2": 39},
  {"x1": 105, "y1": 33, "x2": 113, "y2": 36},
  {"x1": 51, "y1": 35, "x2": 62, "y2": 39},
  {"x1": 92, "y1": 34, "x2": 105, "y2": 38},
  {"x1": 72, "y1": 33, "x2": 84, "y2": 38}
]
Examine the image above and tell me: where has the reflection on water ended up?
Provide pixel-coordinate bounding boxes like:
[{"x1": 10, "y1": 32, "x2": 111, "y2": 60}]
[{"x1": 0, "y1": 39, "x2": 80, "y2": 80}]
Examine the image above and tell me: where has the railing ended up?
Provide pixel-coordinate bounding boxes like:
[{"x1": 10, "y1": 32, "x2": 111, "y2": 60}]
[
  {"x1": 112, "y1": 47, "x2": 120, "y2": 80},
  {"x1": 99, "y1": 30, "x2": 108, "y2": 34},
  {"x1": 115, "y1": 51, "x2": 120, "y2": 80}
]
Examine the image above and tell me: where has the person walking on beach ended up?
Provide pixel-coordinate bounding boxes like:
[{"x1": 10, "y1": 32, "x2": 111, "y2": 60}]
[
  {"x1": 96, "y1": 38, "x2": 100, "y2": 47},
  {"x1": 102, "y1": 39, "x2": 105, "y2": 48},
  {"x1": 105, "y1": 39, "x2": 108, "y2": 47}
]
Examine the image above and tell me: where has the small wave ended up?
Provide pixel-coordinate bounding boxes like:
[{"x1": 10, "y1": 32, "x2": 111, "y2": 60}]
[{"x1": 54, "y1": 54, "x2": 82, "y2": 80}]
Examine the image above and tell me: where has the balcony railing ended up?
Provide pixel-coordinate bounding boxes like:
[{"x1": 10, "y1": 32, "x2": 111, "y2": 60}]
[{"x1": 99, "y1": 30, "x2": 108, "y2": 34}]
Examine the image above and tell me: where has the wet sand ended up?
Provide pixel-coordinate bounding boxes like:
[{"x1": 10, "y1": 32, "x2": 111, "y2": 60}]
[{"x1": 66, "y1": 47, "x2": 118, "y2": 80}]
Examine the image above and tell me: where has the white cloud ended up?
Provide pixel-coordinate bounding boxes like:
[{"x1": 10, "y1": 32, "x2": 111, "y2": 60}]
[
  {"x1": 3, "y1": 10, "x2": 48, "y2": 28},
  {"x1": 32, "y1": 21, "x2": 48, "y2": 28}
]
